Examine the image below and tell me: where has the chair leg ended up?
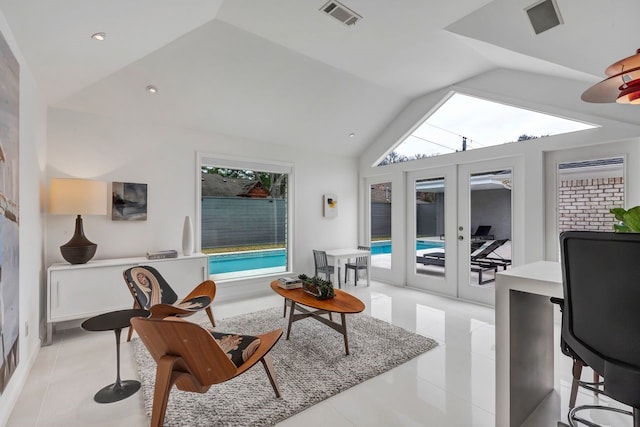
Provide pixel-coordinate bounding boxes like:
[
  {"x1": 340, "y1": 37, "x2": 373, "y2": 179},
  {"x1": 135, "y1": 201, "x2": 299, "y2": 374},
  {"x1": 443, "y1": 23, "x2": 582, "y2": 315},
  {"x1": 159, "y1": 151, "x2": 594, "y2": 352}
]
[
  {"x1": 633, "y1": 408, "x2": 640, "y2": 427},
  {"x1": 127, "y1": 302, "x2": 139, "y2": 341},
  {"x1": 569, "y1": 358, "x2": 584, "y2": 409},
  {"x1": 260, "y1": 353, "x2": 281, "y2": 398},
  {"x1": 205, "y1": 306, "x2": 216, "y2": 327},
  {"x1": 344, "y1": 268, "x2": 348, "y2": 285},
  {"x1": 151, "y1": 356, "x2": 182, "y2": 427}
]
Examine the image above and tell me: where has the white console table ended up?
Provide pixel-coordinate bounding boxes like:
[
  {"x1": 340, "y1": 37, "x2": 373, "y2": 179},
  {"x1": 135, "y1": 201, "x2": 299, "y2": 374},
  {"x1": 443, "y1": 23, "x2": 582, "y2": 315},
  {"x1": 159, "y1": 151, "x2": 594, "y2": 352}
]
[
  {"x1": 495, "y1": 261, "x2": 563, "y2": 427},
  {"x1": 46, "y1": 254, "x2": 209, "y2": 345}
]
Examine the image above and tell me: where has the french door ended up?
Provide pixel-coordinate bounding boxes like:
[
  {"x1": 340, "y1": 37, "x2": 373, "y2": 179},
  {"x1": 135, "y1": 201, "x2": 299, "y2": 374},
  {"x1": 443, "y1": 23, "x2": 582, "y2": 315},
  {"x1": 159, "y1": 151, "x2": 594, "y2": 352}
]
[{"x1": 407, "y1": 158, "x2": 521, "y2": 305}]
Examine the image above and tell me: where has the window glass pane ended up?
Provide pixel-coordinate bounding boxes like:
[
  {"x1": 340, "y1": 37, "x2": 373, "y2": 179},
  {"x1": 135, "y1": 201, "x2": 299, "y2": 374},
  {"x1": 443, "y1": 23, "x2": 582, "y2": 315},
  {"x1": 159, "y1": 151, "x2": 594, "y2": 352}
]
[
  {"x1": 415, "y1": 177, "x2": 445, "y2": 278},
  {"x1": 371, "y1": 182, "x2": 391, "y2": 269},
  {"x1": 377, "y1": 93, "x2": 598, "y2": 166},
  {"x1": 557, "y1": 157, "x2": 623, "y2": 234},
  {"x1": 201, "y1": 165, "x2": 288, "y2": 279},
  {"x1": 468, "y1": 170, "x2": 512, "y2": 287}
]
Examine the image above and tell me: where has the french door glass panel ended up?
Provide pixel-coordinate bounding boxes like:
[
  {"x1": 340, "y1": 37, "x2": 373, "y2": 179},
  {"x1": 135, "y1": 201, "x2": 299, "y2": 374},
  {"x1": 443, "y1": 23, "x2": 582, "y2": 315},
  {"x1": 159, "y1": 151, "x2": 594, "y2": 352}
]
[
  {"x1": 406, "y1": 167, "x2": 457, "y2": 297},
  {"x1": 458, "y1": 161, "x2": 515, "y2": 305},
  {"x1": 371, "y1": 182, "x2": 392, "y2": 270}
]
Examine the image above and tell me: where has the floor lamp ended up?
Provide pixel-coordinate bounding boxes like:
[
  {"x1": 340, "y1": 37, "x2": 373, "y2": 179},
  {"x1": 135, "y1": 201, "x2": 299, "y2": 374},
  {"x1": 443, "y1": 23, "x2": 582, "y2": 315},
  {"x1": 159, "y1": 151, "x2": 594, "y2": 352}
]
[{"x1": 49, "y1": 178, "x2": 107, "y2": 264}]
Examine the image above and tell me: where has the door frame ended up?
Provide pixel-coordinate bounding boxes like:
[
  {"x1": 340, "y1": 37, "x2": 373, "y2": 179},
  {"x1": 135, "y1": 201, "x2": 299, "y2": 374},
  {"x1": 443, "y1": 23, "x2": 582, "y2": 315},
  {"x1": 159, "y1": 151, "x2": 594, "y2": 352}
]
[
  {"x1": 405, "y1": 156, "x2": 523, "y2": 305},
  {"x1": 406, "y1": 166, "x2": 458, "y2": 297},
  {"x1": 457, "y1": 157, "x2": 523, "y2": 305}
]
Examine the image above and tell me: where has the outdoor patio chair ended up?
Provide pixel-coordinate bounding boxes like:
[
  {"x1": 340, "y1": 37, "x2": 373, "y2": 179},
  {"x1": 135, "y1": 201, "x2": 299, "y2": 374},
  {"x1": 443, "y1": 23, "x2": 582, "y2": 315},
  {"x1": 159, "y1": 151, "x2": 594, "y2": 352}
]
[
  {"x1": 416, "y1": 239, "x2": 510, "y2": 284},
  {"x1": 471, "y1": 225, "x2": 494, "y2": 241},
  {"x1": 131, "y1": 316, "x2": 282, "y2": 427},
  {"x1": 344, "y1": 245, "x2": 370, "y2": 286},
  {"x1": 470, "y1": 239, "x2": 511, "y2": 270},
  {"x1": 122, "y1": 265, "x2": 216, "y2": 341}
]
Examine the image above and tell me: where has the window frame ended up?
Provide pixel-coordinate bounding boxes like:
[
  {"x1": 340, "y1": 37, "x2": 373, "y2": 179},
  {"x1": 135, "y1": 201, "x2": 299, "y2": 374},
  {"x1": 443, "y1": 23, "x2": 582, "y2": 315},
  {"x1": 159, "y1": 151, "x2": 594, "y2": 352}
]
[{"x1": 196, "y1": 152, "x2": 295, "y2": 278}]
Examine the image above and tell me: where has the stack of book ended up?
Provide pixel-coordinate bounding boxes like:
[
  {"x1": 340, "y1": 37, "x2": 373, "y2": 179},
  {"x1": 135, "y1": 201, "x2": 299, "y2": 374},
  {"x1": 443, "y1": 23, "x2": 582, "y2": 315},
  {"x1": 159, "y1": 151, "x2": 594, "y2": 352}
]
[
  {"x1": 146, "y1": 250, "x2": 178, "y2": 260},
  {"x1": 277, "y1": 276, "x2": 302, "y2": 290}
]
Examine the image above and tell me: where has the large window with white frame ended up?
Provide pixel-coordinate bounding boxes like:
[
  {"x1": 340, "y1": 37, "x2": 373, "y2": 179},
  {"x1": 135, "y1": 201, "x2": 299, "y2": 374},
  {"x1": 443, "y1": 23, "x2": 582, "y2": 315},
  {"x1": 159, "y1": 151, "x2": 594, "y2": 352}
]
[{"x1": 198, "y1": 154, "x2": 292, "y2": 280}]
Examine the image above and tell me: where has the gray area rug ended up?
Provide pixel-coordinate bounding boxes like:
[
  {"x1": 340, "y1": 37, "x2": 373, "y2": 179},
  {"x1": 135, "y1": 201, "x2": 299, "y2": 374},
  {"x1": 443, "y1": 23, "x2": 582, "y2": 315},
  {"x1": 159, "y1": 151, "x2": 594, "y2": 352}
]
[{"x1": 133, "y1": 306, "x2": 438, "y2": 426}]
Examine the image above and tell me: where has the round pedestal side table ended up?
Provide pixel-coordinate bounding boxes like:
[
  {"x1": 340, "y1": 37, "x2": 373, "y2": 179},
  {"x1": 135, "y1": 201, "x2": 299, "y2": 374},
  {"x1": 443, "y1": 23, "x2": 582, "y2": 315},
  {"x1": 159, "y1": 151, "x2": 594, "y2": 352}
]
[{"x1": 81, "y1": 308, "x2": 150, "y2": 403}]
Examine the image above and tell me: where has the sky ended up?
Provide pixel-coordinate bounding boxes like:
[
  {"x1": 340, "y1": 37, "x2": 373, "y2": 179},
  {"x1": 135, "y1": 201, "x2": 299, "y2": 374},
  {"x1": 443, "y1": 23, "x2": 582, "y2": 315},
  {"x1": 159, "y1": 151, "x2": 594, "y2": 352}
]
[{"x1": 394, "y1": 93, "x2": 598, "y2": 158}]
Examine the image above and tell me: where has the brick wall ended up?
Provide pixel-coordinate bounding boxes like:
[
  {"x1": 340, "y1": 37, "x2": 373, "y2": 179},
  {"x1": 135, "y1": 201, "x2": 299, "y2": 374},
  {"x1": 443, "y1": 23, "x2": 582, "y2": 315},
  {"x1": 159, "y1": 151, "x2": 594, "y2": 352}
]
[{"x1": 558, "y1": 177, "x2": 623, "y2": 233}]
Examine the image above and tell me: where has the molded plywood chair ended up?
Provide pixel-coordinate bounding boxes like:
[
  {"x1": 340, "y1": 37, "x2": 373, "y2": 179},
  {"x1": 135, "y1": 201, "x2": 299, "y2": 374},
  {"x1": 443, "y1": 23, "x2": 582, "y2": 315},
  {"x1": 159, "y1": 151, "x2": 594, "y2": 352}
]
[
  {"x1": 560, "y1": 231, "x2": 640, "y2": 426},
  {"x1": 313, "y1": 250, "x2": 340, "y2": 286},
  {"x1": 131, "y1": 316, "x2": 282, "y2": 427},
  {"x1": 344, "y1": 246, "x2": 369, "y2": 286},
  {"x1": 123, "y1": 265, "x2": 216, "y2": 341}
]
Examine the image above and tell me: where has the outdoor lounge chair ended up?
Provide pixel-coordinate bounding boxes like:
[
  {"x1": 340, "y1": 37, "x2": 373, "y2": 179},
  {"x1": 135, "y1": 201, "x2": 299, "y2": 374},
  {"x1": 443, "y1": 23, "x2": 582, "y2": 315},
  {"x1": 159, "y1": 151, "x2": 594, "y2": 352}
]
[
  {"x1": 471, "y1": 225, "x2": 494, "y2": 241},
  {"x1": 416, "y1": 239, "x2": 511, "y2": 284}
]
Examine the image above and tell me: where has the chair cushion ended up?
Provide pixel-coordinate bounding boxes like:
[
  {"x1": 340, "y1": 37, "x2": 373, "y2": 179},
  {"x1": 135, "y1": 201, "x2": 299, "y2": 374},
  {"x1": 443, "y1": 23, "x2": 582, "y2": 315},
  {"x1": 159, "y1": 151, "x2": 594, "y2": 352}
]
[
  {"x1": 210, "y1": 331, "x2": 261, "y2": 368},
  {"x1": 177, "y1": 296, "x2": 211, "y2": 310}
]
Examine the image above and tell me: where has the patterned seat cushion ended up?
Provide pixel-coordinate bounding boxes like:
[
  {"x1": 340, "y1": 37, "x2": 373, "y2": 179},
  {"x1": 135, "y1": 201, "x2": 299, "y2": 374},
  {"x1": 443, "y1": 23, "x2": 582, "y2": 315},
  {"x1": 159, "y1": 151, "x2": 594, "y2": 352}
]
[
  {"x1": 177, "y1": 296, "x2": 211, "y2": 310},
  {"x1": 210, "y1": 331, "x2": 261, "y2": 368}
]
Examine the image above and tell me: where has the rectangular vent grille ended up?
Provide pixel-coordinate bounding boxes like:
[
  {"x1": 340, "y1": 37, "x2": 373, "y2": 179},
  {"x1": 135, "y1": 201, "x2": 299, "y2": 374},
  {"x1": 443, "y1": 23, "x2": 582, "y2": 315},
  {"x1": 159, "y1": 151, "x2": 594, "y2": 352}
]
[
  {"x1": 525, "y1": 0, "x2": 563, "y2": 35},
  {"x1": 320, "y1": 1, "x2": 362, "y2": 26}
]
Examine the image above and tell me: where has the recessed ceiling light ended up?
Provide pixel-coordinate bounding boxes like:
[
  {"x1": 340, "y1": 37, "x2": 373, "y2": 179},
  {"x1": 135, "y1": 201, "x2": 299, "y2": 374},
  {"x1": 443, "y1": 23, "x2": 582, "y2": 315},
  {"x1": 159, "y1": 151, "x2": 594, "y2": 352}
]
[
  {"x1": 146, "y1": 85, "x2": 158, "y2": 94},
  {"x1": 349, "y1": 133, "x2": 355, "y2": 138},
  {"x1": 91, "y1": 32, "x2": 106, "y2": 41}
]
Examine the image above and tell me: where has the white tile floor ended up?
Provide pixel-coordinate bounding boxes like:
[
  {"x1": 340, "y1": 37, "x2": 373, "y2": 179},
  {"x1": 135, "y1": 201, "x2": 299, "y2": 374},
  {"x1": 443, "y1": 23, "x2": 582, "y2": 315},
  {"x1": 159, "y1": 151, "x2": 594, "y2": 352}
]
[{"x1": 7, "y1": 281, "x2": 633, "y2": 426}]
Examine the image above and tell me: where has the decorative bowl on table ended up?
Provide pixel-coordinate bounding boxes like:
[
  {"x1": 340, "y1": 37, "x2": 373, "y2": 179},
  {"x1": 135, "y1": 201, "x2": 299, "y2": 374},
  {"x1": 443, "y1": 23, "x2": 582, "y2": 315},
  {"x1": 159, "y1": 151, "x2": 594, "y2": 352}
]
[{"x1": 298, "y1": 274, "x2": 335, "y2": 300}]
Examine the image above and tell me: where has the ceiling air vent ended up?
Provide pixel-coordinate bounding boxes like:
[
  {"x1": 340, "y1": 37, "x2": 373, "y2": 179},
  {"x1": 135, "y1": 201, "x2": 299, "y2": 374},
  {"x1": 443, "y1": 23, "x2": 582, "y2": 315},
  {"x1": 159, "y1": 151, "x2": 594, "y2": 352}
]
[
  {"x1": 525, "y1": 0, "x2": 563, "y2": 35},
  {"x1": 320, "y1": 1, "x2": 362, "y2": 26}
]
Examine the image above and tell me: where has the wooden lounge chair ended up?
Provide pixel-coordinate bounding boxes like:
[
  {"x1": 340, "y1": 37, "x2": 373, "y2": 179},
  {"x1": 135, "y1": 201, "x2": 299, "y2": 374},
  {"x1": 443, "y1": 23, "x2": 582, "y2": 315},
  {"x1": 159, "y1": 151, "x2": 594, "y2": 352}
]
[
  {"x1": 123, "y1": 265, "x2": 216, "y2": 341},
  {"x1": 131, "y1": 316, "x2": 282, "y2": 427}
]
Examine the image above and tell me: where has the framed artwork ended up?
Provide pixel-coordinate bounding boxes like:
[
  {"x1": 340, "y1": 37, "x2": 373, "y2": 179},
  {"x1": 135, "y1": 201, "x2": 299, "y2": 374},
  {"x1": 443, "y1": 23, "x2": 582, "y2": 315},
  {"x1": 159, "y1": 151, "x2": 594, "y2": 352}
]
[
  {"x1": 112, "y1": 182, "x2": 147, "y2": 221},
  {"x1": 323, "y1": 193, "x2": 338, "y2": 218},
  {"x1": 0, "y1": 28, "x2": 20, "y2": 395}
]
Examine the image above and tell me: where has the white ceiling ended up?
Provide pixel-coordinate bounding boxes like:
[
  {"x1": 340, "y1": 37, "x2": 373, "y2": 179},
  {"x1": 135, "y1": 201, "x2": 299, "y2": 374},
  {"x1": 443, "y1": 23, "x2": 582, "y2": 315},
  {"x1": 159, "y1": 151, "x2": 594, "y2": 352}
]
[{"x1": 1, "y1": 0, "x2": 639, "y2": 157}]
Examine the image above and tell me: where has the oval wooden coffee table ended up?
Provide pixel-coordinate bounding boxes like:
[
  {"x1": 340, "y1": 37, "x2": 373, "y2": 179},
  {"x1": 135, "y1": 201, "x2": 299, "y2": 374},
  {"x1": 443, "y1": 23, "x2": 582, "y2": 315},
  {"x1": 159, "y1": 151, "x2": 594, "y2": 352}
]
[{"x1": 270, "y1": 281, "x2": 365, "y2": 355}]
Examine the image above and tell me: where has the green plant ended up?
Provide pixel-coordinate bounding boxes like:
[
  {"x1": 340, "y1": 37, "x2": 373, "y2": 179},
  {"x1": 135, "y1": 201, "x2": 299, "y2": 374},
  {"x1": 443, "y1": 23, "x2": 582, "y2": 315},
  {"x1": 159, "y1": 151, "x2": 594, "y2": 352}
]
[
  {"x1": 610, "y1": 206, "x2": 640, "y2": 232},
  {"x1": 298, "y1": 274, "x2": 335, "y2": 299}
]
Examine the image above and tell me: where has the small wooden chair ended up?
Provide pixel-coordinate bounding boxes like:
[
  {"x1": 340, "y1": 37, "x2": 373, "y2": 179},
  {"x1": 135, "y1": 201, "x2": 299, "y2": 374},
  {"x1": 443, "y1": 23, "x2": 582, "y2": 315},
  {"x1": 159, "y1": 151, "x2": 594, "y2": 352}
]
[
  {"x1": 123, "y1": 265, "x2": 216, "y2": 341},
  {"x1": 131, "y1": 316, "x2": 282, "y2": 427}
]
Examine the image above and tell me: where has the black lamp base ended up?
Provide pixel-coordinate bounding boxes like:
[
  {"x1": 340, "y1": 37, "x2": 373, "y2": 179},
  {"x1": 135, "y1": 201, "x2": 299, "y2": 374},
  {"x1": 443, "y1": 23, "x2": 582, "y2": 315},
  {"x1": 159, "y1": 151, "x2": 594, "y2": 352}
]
[{"x1": 60, "y1": 215, "x2": 97, "y2": 264}]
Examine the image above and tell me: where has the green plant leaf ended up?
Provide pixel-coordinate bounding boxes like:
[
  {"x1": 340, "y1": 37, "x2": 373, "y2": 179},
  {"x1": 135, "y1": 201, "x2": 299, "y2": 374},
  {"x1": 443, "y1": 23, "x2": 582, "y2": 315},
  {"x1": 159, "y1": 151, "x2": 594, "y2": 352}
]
[
  {"x1": 610, "y1": 207, "x2": 627, "y2": 222},
  {"x1": 614, "y1": 223, "x2": 632, "y2": 233},
  {"x1": 622, "y1": 206, "x2": 640, "y2": 232}
]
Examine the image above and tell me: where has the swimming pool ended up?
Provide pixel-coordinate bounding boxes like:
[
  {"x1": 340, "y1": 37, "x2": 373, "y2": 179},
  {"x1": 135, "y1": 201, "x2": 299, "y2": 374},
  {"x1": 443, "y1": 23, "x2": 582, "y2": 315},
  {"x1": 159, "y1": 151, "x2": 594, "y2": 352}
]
[
  {"x1": 208, "y1": 249, "x2": 286, "y2": 274},
  {"x1": 371, "y1": 240, "x2": 443, "y2": 255}
]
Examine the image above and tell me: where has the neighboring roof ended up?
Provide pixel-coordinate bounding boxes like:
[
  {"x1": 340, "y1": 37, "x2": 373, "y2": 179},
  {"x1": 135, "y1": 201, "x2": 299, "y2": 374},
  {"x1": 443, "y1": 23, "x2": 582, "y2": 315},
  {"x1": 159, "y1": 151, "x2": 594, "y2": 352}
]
[{"x1": 201, "y1": 173, "x2": 247, "y2": 197}]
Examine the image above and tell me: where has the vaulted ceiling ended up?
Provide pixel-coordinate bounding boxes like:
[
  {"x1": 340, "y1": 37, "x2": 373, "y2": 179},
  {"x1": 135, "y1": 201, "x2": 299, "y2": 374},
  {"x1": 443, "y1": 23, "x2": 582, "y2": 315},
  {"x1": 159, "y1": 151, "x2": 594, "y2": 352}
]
[{"x1": 1, "y1": 0, "x2": 639, "y2": 157}]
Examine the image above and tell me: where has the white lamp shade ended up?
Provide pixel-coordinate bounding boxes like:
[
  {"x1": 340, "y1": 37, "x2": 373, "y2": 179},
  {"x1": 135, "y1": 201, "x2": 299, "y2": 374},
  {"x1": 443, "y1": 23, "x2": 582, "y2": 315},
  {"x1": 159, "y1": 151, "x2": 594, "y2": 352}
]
[{"x1": 49, "y1": 178, "x2": 107, "y2": 215}]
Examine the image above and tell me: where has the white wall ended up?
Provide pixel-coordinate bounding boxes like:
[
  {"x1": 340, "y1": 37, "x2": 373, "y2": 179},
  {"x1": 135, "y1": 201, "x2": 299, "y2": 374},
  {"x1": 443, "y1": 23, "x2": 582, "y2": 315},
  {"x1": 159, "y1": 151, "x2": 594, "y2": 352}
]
[
  {"x1": 359, "y1": 68, "x2": 640, "y2": 290},
  {"x1": 46, "y1": 108, "x2": 360, "y2": 298},
  {"x1": 0, "y1": 11, "x2": 47, "y2": 426}
]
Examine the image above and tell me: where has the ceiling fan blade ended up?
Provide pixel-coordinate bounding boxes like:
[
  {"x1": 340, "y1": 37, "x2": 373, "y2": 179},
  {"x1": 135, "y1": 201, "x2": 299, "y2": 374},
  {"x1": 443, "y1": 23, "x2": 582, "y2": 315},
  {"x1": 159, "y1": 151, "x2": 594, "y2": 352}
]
[{"x1": 581, "y1": 67, "x2": 640, "y2": 103}]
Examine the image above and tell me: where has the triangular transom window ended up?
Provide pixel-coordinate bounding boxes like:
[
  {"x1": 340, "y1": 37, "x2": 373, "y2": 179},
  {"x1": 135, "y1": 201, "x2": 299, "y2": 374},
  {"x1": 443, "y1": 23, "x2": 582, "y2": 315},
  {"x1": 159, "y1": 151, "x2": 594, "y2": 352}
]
[{"x1": 377, "y1": 93, "x2": 598, "y2": 166}]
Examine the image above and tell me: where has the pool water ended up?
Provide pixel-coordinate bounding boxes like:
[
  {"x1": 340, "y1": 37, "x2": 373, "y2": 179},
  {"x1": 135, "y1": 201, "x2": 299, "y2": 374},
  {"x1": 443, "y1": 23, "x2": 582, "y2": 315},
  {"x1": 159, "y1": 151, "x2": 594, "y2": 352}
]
[
  {"x1": 371, "y1": 240, "x2": 443, "y2": 255},
  {"x1": 209, "y1": 249, "x2": 286, "y2": 274}
]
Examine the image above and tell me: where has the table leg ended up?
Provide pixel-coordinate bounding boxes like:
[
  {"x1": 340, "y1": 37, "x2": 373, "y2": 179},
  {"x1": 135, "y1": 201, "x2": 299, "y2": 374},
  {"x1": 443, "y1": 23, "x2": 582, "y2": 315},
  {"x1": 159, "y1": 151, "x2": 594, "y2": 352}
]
[
  {"x1": 341, "y1": 313, "x2": 350, "y2": 355},
  {"x1": 94, "y1": 328, "x2": 141, "y2": 403},
  {"x1": 285, "y1": 301, "x2": 296, "y2": 340}
]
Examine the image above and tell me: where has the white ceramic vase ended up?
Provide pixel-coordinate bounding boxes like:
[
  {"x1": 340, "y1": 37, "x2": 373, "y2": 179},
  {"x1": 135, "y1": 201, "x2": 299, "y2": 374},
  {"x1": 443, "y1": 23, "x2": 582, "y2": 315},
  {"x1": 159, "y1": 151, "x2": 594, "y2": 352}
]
[{"x1": 182, "y1": 215, "x2": 194, "y2": 256}]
